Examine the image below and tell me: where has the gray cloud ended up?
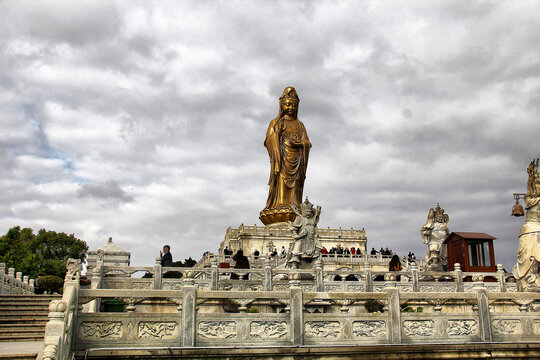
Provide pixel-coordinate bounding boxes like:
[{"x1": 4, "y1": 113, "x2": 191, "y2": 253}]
[
  {"x1": 77, "y1": 181, "x2": 133, "y2": 202},
  {"x1": 0, "y1": 1, "x2": 539, "y2": 270}
]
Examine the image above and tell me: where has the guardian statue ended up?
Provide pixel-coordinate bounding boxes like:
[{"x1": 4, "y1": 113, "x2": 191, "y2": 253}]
[
  {"x1": 421, "y1": 203, "x2": 450, "y2": 271},
  {"x1": 285, "y1": 198, "x2": 322, "y2": 269},
  {"x1": 513, "y1": 159, "x2": 540, "y2": 292}
]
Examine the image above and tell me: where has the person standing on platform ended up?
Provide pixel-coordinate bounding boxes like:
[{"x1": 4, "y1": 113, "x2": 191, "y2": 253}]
[{"x1": 232, "y1": 250, "x2": 250, "y2": 280}]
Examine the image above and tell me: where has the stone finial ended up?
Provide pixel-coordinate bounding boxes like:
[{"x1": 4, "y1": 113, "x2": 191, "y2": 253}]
[
  {"x1": 454, "y1": 263, "x2": 461, "y2": 271},
  {"x1": 49, "y1": 299, "x2": 67, "y2": 313},
  {"x1": 16, "y1": 272, "x2": 22, "y2": 281}
]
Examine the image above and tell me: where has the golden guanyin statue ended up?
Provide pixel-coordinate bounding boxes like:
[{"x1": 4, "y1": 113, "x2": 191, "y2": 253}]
[
  {"x1": 513, "y1": 159, "x2": 540, "y2": 292},
  {"x1": 259, "y1": 87, "x2": 311, "y2": 225}
]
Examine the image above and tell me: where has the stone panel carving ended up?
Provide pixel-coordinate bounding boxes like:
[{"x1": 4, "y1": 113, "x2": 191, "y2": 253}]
[
  {"x1": 274, "y1": 284, "x2": 290, "y2": 291},
  {"x1": 352, "y1": 321, "x2": 386, "y2": 337},
  {"x1": 250, "y1": 321, "x2": 288, "y2": 339},
  {"x1": 80, "y1": 322, "x2": 122, "y2": 339},
  {"x1": 138, "y1": 322, "x2": 178, "y2": 339},
  {"x1": 305, "y1": 321, "x2": 341, "y2": 338},
  {"x1": 249, "y1": 284, "x2": 264, "y2": 291},
  {"x1": 196, "y1": 282, "x2": 210, "y2": 290},
  {"x1": 347, "y1": 284, "x2": 365, "y2": 292},
  {"x1": 198, "y1": 321, "x2": 236, "y2": 339},
  {"x1": 419, "y1": 285, "x2": 436, "y2": 292},
  {"x1": 492, "y1": 319, "x2": 522, "y2": 335},
  {"x1": 373, "y1": 284, "x2": 386, "y2": 292},
  {"x1": 534, "y1": 321, "x2": 540, "y2": 335},
  {"x1": 132, "y1": 282, "x2": 152, "y2": 289},
  {"x1": 162, "y1": 282, "x2": 182, "y2": 290},
  {"x1": 104, "y1": 281, "x2": 124, "y2": 289},
  {"x1": 324, "y1": 284, "x2": 341, "y2": 292},
  {"x1": 403, "y1": 320, "x2": 434, "y2": 337},
  {"x1": 447, "y1": 320, "x2": 478, "y2": 336}
]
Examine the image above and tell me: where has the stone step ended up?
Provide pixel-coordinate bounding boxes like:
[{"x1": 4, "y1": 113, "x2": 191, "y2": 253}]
[
  {"x1": 0, "y1": 305, "x2": 50, "y2": 311},
  {"x1": 0, "y1": 328, "x2": 44, "y2": 335},
  {"x1": 0, "y1": 354, "x2": 38, "y2": 360},
  {"x1": 0, "y1": 324, "x2": 45, "y2": 329},
  {"x1": 0, "y1": 334, "x2": 44, "y2": 342},
  {"x1": 0, "y1": 295, "x2": 59, "y2": 300},
  {"x1": 0, "y1": 312, "x2": 49, "y2": 319},
  {"x1": 0, "y1": 318, "x2": 49, "y2": 324}
]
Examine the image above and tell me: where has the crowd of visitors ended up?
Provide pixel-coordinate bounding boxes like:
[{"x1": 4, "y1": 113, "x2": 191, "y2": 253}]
[{"x1": 321, "y1": 245, "x2": 362, "y2": 256}]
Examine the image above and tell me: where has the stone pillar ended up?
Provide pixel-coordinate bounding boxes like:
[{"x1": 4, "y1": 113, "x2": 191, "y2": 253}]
[
  {"x1": 210, "y1": 259, "x2": 218, "y2": 291},
  {"x1": 410, "y1": 265, "x2": 419, "y2": 292},
  {"x1": 289, "y1": 282, "x2": 304, "y2": 345},
  {"x1": 153, "y1": 257, "x2": 162, "y2": 290},
  {"x1": 475, "y1": 287, "x2": 492, "y2": 342},
  {"x1": 364, "y1": 263, "x2": 373, "y2": 292},
  {"x1": 454, "y1": 263, "x2": 464, "y2": 292},
  {"x1": 386, "y1": 287, "x2": 402, "y2": 344},
  {"x1": 263, "y1": 259, "x2": 273, "y2": 291},
  {"x1": 8, "y1": 269, "x2": 15, "y2": 294},
  {"x1": 497, "y1": 264, "x2": 506, "y2": 292},
  {"x1": 0, "y1": 264, "x2": 4, "y2": 295},
  {"x1": 182, "y1": 275, "x2": 197, "y2": 347},
  {"x1": 16, "y1": 272, "x2": 22, "y2": 281},
  {"x1": 315, "y1": 260, "x2": 324, "y2": 292}
]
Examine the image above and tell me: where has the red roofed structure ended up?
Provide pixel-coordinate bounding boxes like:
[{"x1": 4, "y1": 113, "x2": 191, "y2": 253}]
[{"x1": 444, "y1": 232, "x2": 497, "y2": 272}]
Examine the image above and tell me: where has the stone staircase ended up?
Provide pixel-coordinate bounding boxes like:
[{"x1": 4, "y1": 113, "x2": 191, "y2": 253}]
[{"x1": 0, "y1": 295, "x2": 59, "y2": 342}]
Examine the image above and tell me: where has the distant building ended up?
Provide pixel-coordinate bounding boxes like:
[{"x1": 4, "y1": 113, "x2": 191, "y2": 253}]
[{"x1": 86, "y1": 237, "x2": 130, "y2": 277}]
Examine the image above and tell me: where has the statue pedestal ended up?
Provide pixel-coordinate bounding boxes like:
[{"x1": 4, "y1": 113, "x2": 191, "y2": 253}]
[{"x1": 259, "y1": 207, "x2": 296, "y2": 225}]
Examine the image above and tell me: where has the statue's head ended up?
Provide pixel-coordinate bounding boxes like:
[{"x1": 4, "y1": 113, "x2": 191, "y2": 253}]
[
  {"x1": 300, "y1": 197, "x2": 314, "y2": 217},
  {"x1": 279, "y1": 86, "x2": 299, "y2": 118}
]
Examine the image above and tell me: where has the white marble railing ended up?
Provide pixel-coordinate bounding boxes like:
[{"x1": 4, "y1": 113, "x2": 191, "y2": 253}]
[
  {"x1": 97, "y1": 259, "x2": 517, "y2": 294},
  {"x1": 40, "y1": 258, "x2": 538, "y2": 358},
  {"x1": 73, "y1": 278, "x2": 539, "y2": 351},
  {"x1": 0, "y1": 262, "x2": 35, "y2": 295}
]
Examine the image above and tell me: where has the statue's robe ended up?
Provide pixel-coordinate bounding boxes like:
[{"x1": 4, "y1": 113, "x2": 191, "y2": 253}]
[
  {"x1": 263, "y1": 116, "x2": 311, "y2": 211},
  {"x1": 515, "y1": 196, "x2": 540, "y2": 283}
]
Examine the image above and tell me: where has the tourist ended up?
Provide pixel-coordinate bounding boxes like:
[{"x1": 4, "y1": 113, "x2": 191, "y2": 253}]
[
  {"x1": 370, "y1": 247, "x2": 377, "y2": 255},
  {"x1": 160, "y1": 245, "x2": 173, "y2": 267},
  {"x1": 224, "y1": 246, "x2": 232, "y2": 258},
  {"x1": 280, "y1": 246, "x2": 287, "y2": 258},
  {"x1": 231, "y1": 250, "x2": 250, "y2": 280},
  {"x1": 351, "y1": 247, "x2": 356, "y2": 256},
  {"x1": 321, "y1": 247, "x2": 328, "y2": 256},
  {"x1": 389, "y1": 255, "x2": 402, "y2": 271},
  {"x1": 160, "y1": 245, "x2": 174, "y2": 278},
  {"x1": 253, "y1": 249, "x2": 260, "y2": 259}
]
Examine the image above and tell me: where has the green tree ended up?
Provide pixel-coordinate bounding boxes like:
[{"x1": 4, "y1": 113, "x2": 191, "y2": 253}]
[{"x1": 0, "y1": 226, "x2": 88, "y2": 279}]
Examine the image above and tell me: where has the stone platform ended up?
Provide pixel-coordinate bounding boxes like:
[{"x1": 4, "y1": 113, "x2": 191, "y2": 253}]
[{"x1": 76, "y1": 342, "x2": 540, "y2": 359}]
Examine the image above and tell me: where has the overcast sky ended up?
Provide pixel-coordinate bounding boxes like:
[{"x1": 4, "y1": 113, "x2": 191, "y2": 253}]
[{"x1": 1, "y1": 1, "x2": 539, "y2": 271}]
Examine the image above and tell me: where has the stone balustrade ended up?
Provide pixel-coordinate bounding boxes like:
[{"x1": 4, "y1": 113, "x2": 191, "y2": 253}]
[
  {"x1": 94, "y1": 260, "x2": 517, "y2": 294},
  {"x1": 0, "y1": 262, "x2": 35, "y2": 295},
  {"x1": 40, "y1": 258, "x2": 538, "y2": 359},
  {"x1": 73, "y1": 279, "x2": 539, "y2": 351}
]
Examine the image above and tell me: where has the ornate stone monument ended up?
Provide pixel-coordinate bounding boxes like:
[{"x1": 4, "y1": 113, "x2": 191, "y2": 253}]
[
  {"x1": 260, "y1": 86, "x2": 311, "y2": 225},
  {"x1": 513, "y1": 159, "x2": 540, "y2": 292},
  {"x1": 420, "y1": 203, "x2": 450, "y2": 271},
  {"x1": 285, "y1": 198, "x2": 322, "y2": 269}
]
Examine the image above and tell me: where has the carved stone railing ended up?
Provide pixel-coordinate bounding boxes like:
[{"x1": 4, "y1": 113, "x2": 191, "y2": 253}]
[
  {"x1": 72, "y1": 278, "x2": 539, "y2": 352},
  {"x1": 0, "y1": 262, "x2": 35, "y2": 295},
  {"x1": 41, "y1": 259, "x2": 81, "y2": 360},
  {"x1": 95, "y1": 261, "x2": 517, "y2": 294},
  {"x1": 196, "y1": 252, "x2": 421, "y2": 270}
]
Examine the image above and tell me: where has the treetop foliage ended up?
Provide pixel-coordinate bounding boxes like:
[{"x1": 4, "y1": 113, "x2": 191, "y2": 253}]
[{"x1": 0, "y1": 226, "x2": 88, "y2": 279}]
